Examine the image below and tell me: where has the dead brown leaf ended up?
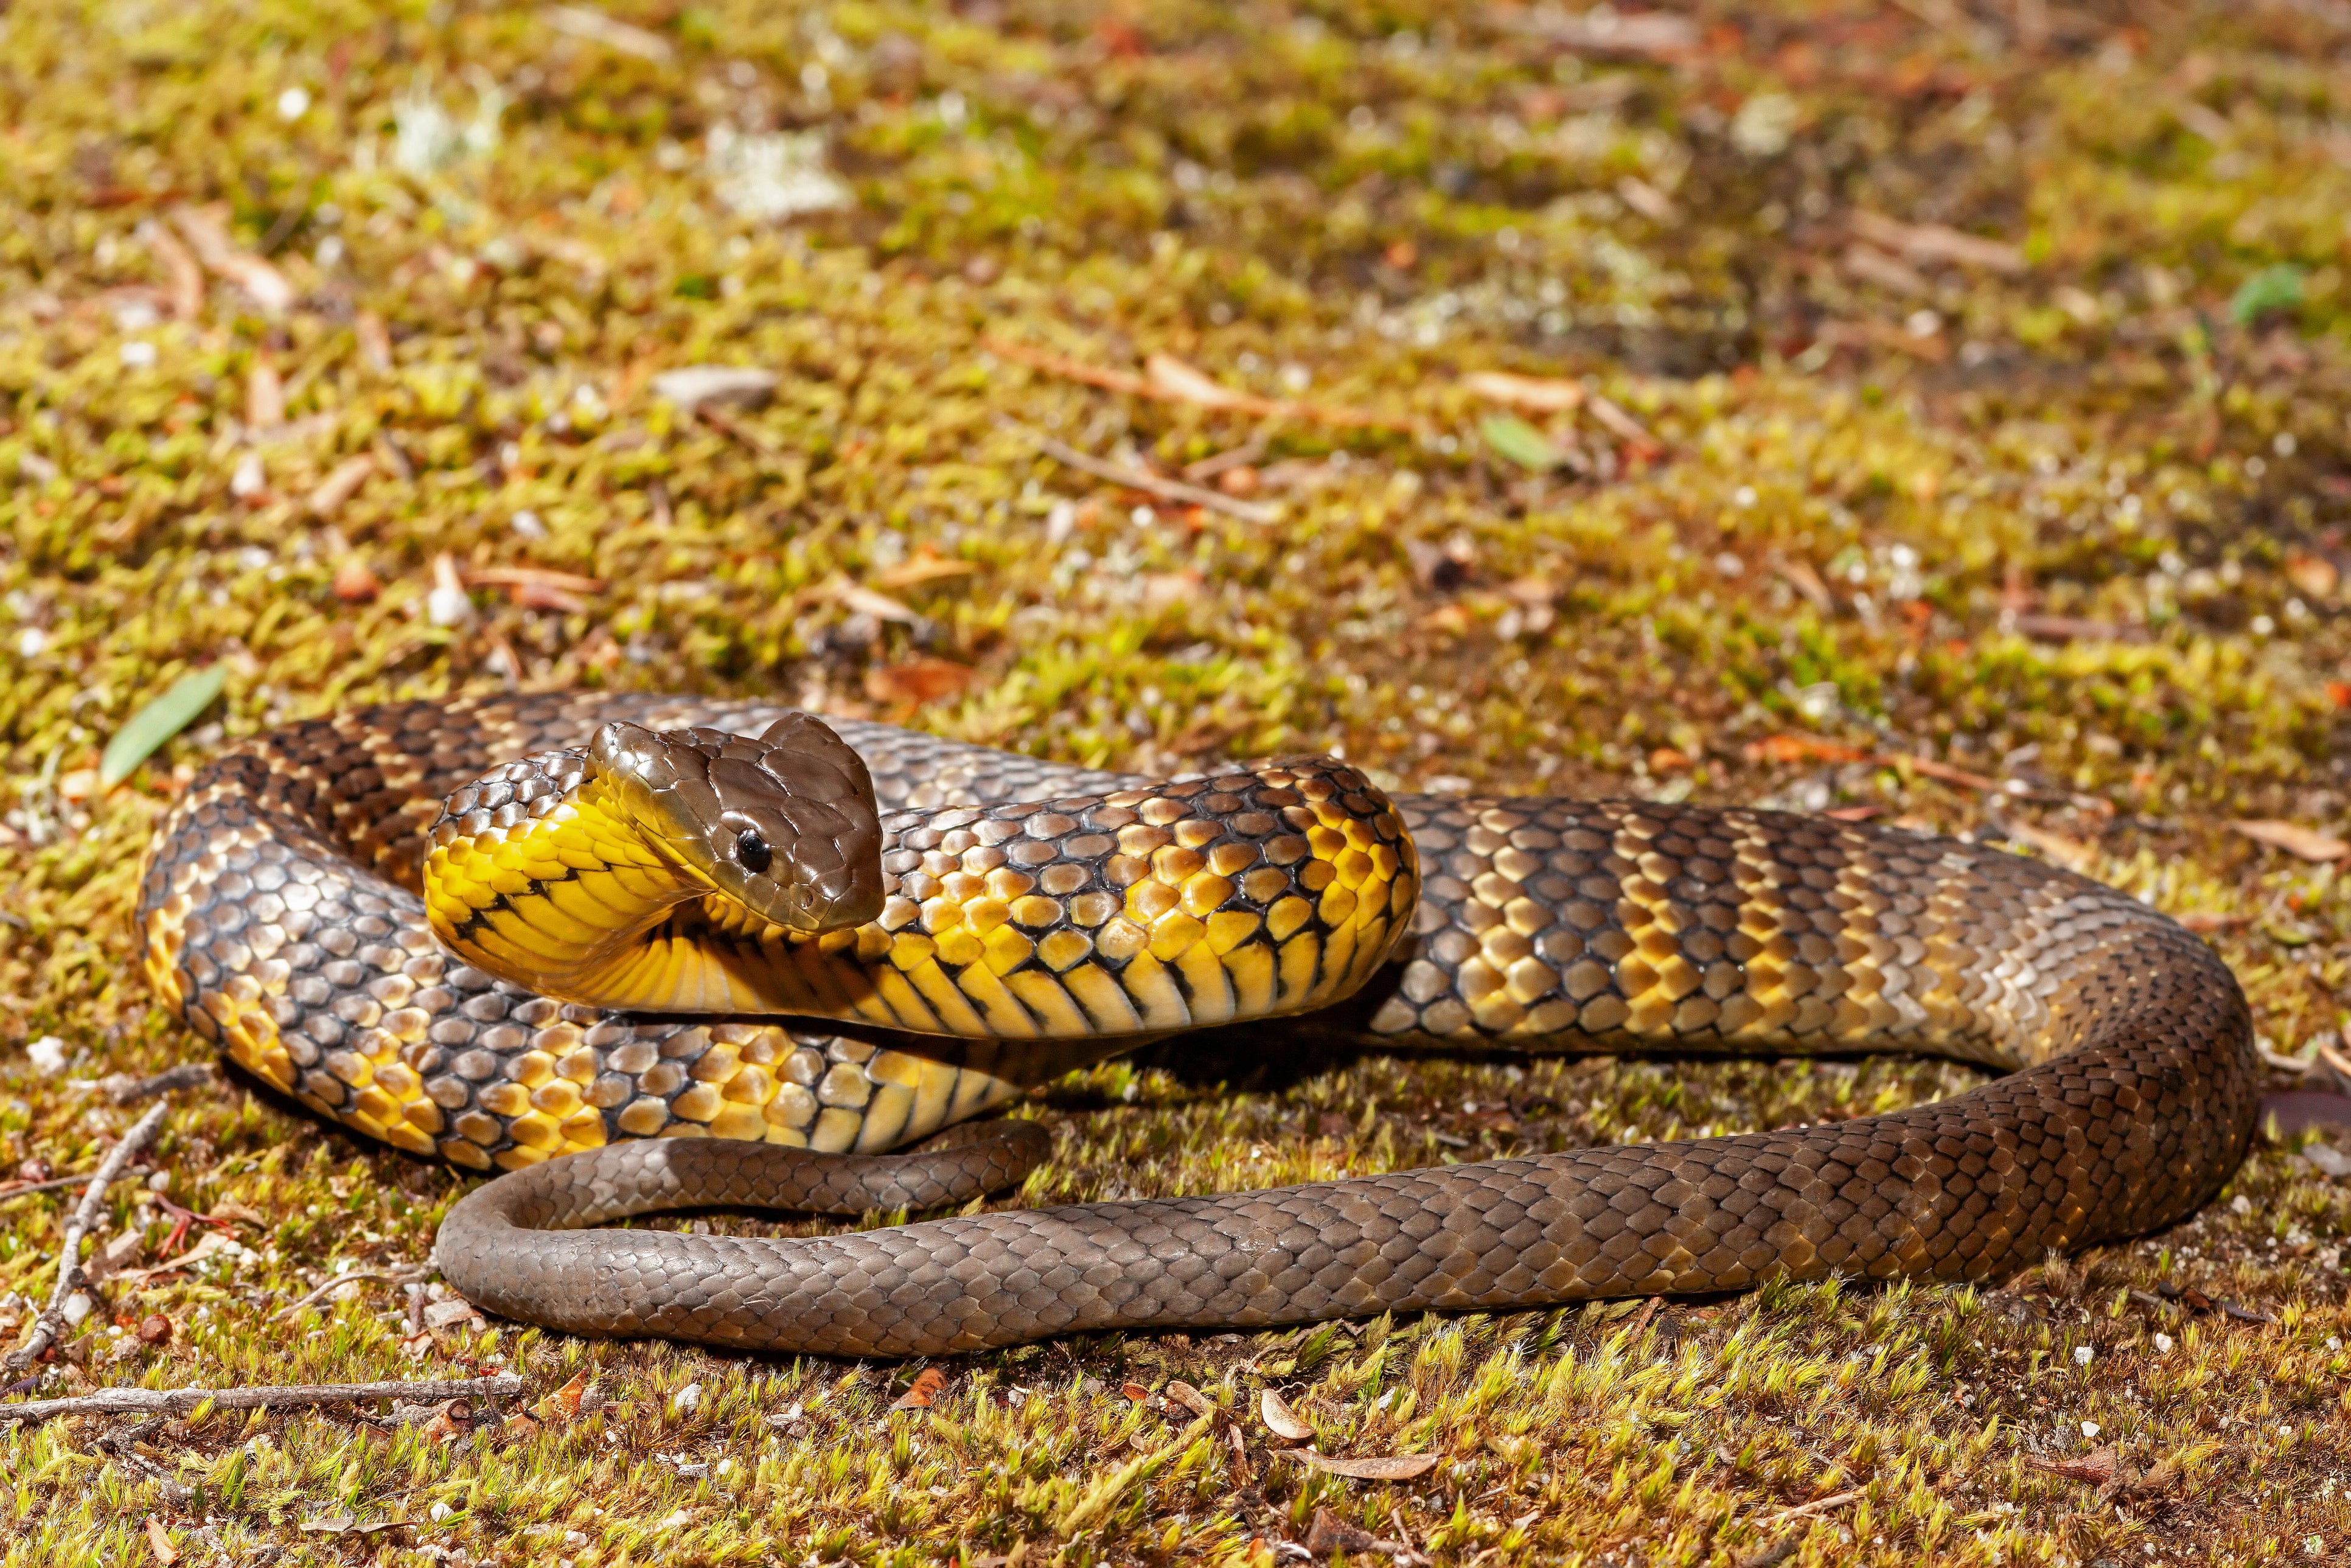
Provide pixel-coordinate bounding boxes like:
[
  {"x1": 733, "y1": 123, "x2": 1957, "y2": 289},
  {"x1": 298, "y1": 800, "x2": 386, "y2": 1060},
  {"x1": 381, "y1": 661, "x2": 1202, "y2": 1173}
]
[
  {"x1": 1283, "y1": 1451, "x2": 1441, "y2": 1481},
  {"x1": 871, "y1": 552, "x2": 980, "y2": 590},
  {"x1": 865, "y1": 658, "x2": 976, "y2": 708},
  {"x1": 2027, "y1": 1444, "x2": 2125, "y2": 1486},
  {"x1": 145, "y1": 1518, "x2": 179, "y2": 1564},
  {"x1": 1259, "y1": 1387, "x2": 1312, "y2": 1441},
  {"x1": 1744, "y1": 734, "x2": 1872, "y2": 766},
  {"x1": 1463, "y1": 370, "x2": 1584, "y2": 413},
  {"x1": 246, "y1": 358, "x2": 285, "y2": 430},
  {"x1": 207, "y1": 1199, "x2": 266, "y2": 1227},
  {"x1": 1164, "y1": 1380, "x2": 1216, "y2": 1420},
  {"x1": 1848, "y1": 210, "x2": 2027, "y2": 274},
  {"x1": 2000, "y1": 820, "x2": 2094, "y2": 873},
  {"x1": 535, "y1": 1370, "x2": 592, "y2": 1424},
  {"x1": 2232, "y1": 820, "x2": 2350, "y2": 862},
  {"x1": 2287, "y1": 551, "x2": 2340, "y2": 601},
  {"x1": 144, "y1": 222, "x2": 204, "y2": 321},
  {"x1": 419, "y1": 1398, "x2": 474, "y2": 1444},
  {"x1": 891, "y1": 1367, "x2": 947, "y2": 1410},
  {"x1": 170, "y1": 204, "x2": 294, "y2": 313}
]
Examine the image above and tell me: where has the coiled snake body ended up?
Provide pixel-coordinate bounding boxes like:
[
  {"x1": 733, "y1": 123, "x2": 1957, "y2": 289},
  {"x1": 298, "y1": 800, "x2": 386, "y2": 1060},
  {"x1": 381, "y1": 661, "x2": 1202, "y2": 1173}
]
[{"x1": 139, "y1": 692, "x2": 2257, "y2": 1356}]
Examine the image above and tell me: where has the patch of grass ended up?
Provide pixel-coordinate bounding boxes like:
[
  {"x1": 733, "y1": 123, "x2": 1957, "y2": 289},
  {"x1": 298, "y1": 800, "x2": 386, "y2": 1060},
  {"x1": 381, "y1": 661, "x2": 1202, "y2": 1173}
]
[{"x1": 3, "y1": 0, "x2": 2351, "y2": 1561}]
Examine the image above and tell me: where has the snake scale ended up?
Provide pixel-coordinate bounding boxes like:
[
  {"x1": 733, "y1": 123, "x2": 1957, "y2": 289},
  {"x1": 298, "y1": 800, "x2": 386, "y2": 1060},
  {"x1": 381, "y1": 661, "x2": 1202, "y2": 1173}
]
[{"x1": 138, "y1": 692, "x2": 2257, "y2": 1356}]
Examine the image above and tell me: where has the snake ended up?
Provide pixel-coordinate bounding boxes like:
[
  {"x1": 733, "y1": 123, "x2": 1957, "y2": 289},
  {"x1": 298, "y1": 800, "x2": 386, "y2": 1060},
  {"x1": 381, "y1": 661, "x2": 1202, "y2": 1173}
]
[{"x1": 138, "y1": 691, "x2": 2257, "y2": 1357}]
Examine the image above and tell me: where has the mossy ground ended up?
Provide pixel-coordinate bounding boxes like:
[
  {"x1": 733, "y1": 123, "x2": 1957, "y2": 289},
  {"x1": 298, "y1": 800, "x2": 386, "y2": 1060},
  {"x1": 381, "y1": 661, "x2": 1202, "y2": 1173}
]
[{"x1": 4, "y1": 0, "x2": 2351, "y2": 1562}]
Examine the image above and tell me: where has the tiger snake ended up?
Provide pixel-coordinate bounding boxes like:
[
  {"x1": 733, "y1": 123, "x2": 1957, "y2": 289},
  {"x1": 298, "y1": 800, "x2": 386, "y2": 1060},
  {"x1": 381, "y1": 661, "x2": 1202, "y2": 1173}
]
[{"x1": 138, "y1": 692, "x2": 2257, "y2": 1356}]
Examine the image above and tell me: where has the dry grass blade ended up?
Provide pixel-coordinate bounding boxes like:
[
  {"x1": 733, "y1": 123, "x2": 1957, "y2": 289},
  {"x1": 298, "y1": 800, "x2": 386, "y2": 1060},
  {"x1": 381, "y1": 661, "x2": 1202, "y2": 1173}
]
[{"x1": 1020, "y1": 427, "x2": 1278, "y2": 524}]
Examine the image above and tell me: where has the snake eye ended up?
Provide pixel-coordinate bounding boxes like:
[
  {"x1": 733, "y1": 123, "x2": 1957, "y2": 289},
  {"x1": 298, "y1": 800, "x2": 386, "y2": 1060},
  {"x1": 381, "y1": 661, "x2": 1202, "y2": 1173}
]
[{"x1": 734, "y1": 829, "x2": 771, "y2": 874}]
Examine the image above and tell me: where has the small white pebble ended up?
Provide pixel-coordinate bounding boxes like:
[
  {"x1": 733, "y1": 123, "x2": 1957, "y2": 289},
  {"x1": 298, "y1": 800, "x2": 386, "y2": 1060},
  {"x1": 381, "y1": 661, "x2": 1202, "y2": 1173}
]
[
  {"x1": 25, "y1": 1036, "x2": 66, "y2": 1075},
  {"x1": 2328, "y1": 1337, "x2": 2342, "y2": 1351},
  {"x1": 429, "y1": 1501, "x2": 455, "y2": 1524},
  {"x1": 119, "y1": 340, "x2": 157, "y2": 368},
  {"x1": 2154, "y1": 1332, "x2": 2174, "y2": 1354},
  {"x1": 672, "y1": 1381, "x2": 702, "y2": 1415},
  {"x1": 16, "y1": 626, "x2": 47, "y2": 659},
  {"x1": 426, "y1": 582, "x2": 475, "y2": 627},
  {"x1": 2230, "y1": 1194, "x2": 2253, "y2": 1217},
  {"x1": 61, "y1": 1292, "x2": 92, "y2": 1325},
  {"x1": 277, "y1": 85, "x2": 311, "y2": 120},
  {"x1": 510, "y1": 509, "x2": 546, "y2": 540},
  {"x1": 229, "y1": 453, "x2": 266, "y2": 499},
  {"x1": 2080, "y1": 1420, "x2": 2100, "y2": 1438},
  {"x1": 2074, "y1": 1345, "x2": 2094, "y2": 1367}
]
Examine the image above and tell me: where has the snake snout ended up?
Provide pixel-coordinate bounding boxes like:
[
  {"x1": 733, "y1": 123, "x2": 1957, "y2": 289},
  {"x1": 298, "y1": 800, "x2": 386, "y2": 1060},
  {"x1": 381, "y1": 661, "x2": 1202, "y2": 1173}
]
[{"x1": 590, "y1": 716, "x2": 887, "y2": 934}]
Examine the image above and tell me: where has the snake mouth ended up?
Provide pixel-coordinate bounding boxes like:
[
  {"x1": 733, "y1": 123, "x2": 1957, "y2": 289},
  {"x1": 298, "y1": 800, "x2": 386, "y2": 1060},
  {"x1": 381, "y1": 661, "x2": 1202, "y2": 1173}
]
[{"x1": 587, "y1": 715, "x2": 887, "y2": 935}]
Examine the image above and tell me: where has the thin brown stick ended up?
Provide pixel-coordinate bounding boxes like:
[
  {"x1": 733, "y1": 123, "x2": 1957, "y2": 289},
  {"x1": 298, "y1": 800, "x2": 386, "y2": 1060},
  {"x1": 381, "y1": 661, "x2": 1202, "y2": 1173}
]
[
  {"x1": 1015, "y1": 427, "x2": 1277, "y2": 525},
  {"x1": 0, "y1": 1172, "x2": 147, "y2": 1204},
  {"x1": 0, "y1": 1374, "x2": 526, "y2": 1425},
  {"x1": 271, "y1": 1270, "x2": 395, "y2": 1323},
  {"x1": 108, "y1": 1062, "x2": 219, "y2": 1107},
  {"x1": 5, "y1": 1101, "x2": 171, "y2": 1375}
]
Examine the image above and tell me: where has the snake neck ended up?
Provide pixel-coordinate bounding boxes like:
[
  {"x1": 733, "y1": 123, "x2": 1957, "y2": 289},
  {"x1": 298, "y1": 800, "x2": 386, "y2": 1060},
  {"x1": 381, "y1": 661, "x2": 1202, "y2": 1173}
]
[{"x1": 423, "y1": 770, "x2": 802, "y2": 1011}]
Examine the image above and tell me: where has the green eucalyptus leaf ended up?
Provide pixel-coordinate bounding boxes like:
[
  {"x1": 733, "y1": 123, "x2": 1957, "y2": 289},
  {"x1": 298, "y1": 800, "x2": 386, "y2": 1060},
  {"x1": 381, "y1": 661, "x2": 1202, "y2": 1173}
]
[
  {"x1": 2229, "y1": 264, "x2": 2304, "y2": 326},
  {"x1": 100, "y1": 666, "x2": 228, "y2": 787},
  {"x1": 1480, "y1": 414, "x2": 1563, "y2": 471}
]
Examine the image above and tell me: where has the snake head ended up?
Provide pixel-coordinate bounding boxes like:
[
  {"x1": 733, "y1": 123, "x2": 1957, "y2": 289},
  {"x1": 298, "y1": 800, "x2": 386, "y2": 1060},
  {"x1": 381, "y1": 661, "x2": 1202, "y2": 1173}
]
[{"x1": 588, "y1": 714, "x2": 885, "y2": 933}]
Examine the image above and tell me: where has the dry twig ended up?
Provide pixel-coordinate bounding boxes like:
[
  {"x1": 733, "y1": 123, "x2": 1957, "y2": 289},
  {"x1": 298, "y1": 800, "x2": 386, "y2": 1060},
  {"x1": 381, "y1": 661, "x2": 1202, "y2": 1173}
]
[
  {"x1": 4, "y1": 1101, "x2": 171, "y2": 1375},
  {"x1": 0, "y1": 1375, "x2": 525, "y2": 1426},
  {"x1": 1016, "y1": 427, "x2": 1277, "y2": 524}
]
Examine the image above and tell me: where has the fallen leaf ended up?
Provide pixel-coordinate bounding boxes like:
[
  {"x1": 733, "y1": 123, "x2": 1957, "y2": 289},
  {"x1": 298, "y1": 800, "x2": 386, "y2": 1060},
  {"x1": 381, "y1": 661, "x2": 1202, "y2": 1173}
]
[
  {"x1": 1304, "y1": 1507, "x2": 1389, "y2": 1560},
  {"x1": 1848, "y1": 210, "x2": 2027, "y2": 274},
  {"x1": 1259, "y1": 1387, "x2": 1312, "y2": 1441},
  {"x1": 865, "y1": 658, "x2": 975, "y2": 707},
  {"x1": 2286, "y1": 551, "x2": 2339, "y2": 601},
  {"x1": 1774, "y1": 559, "x2": 1834, "y2": 612},
  {"x1": 1463, "y1": 370, "x2": 1584, "y2": 412},
  {"x1": 1743, "y1": 734, "x2": 1871, "y2": 766},
  {"x1": 543, "y1": 2, "x2": 675, "y2": 61},
  {"x1": 649, "y1": 365, "x2": 778, "y2": 411},
  {"x1": 247, "y1": 358, "x2": 285, "y2": 430},
  {"x1": 2027, "y1": 1445, "x2": 2125, "y2": 1486},
  {"x1": 101, "y1": 666, "x2": 229, "y2": 787},
  {"x1": 537, "y1": 1370, "x2": 592, "y2": 1423},
  {"x1": 1283, "y1": 1451, "x2": 1441, "y2": 1481},
  {"x1": 207, "y1": 1199, "x2": 266, "y2": 1226},
  {"x1": 1480, "y1": 414, "x2": 1565, "y2": 471},
  {"x1": 871, "y1": 552, "x2": 981, "y2": 590},
  {"x1": 1585, "y1": 392, "x2": 1664, "y2": 456},
  {"x1": 170, "y1": 204, "x2": 293, "y2": 313},
  {"x1": 332, "y1": 559, "x2": 381, "y2": 604},
  {"x1": 2000, "y1": 820, "x2": 2094, "y2": 872},
  {"x1": 821, "y1": 577, "x2": 923, "y2": 625},
  {"x1": 422, "y1": 1298, "x2": 484, "y2": 1331},
  {"x1": 308, "y1": 455, "x2": 377, "y2": 518},
  {"x1": 1138, "y1": 570, "x2": 1205, "y2": 612},
  {"x1": 1121, "y1": 1382, "x2": 1154, "y2": 1404},
  {"x1": 1145, "y1": 353, "x2": 1257, "y2": 410},
  {"x1": 892, "y1": 1367, "x2": 947, "y2": 1410},
  {"x1": 145, "y1": 222, "x2": 204, "y2": 320},
  {"x1": 1164, "y1": 1380, "x2": 1216, "y2": 1420},
  {"x1": 420, "y1": 1398, "x2": 473, "y2": 1444},
  {"x1": 2232, "y1": 820, "x2": 2350, "y2": 862},
  {"x1": 145, "y1": 1517, "x2": 178, "y2": 1564}
]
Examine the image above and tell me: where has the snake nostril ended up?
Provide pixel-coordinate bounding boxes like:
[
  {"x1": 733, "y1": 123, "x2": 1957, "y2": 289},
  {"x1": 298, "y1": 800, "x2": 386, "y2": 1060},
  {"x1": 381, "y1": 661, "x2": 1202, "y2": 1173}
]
[{"x1": 736, "y1": 829, "x2": 772, "y2": 873}]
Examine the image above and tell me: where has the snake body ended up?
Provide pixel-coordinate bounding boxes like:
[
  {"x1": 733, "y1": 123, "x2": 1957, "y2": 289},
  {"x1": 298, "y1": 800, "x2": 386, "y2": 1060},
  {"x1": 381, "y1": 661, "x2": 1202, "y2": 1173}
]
[{"x1": 139, "y1": 692, "x2": 2258, "y2": 1355}]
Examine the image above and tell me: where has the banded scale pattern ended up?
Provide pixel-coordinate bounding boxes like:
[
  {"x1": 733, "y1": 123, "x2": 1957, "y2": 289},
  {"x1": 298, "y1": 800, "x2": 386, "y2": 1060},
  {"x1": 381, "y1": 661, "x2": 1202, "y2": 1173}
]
[{"x1": 420, "y1": 747, "x2": 1415, "y2": 1043}]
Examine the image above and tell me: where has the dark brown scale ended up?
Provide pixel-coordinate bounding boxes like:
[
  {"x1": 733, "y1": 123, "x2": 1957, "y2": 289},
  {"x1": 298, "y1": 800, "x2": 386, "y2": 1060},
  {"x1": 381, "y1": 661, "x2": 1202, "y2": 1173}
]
[{"x1": 140, "y1": 692, "x2": 2257, "y2": 1356}]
